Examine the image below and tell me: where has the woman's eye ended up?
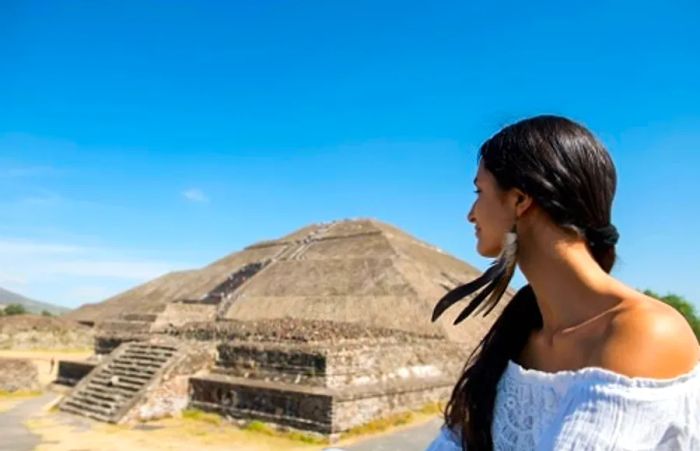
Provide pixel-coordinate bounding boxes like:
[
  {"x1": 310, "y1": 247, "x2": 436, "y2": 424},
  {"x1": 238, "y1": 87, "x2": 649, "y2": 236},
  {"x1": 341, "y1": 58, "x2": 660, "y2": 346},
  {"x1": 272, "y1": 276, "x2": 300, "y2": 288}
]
[{"x1": 473, "y1": 189, "x2": 481, "y2": 194}]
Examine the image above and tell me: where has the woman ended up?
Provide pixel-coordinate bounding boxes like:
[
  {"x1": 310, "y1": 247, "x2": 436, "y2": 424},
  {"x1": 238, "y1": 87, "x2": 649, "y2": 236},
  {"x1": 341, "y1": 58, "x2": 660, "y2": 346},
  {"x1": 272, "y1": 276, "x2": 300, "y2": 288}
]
[{"x1": 426, "y1": 116, "x2": 700, "y2": 450}]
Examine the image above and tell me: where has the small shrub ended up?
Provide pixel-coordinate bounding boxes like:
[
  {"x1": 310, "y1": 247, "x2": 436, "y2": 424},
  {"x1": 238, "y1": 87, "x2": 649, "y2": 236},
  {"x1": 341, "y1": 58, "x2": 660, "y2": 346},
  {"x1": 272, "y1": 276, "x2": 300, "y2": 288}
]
[{"x1": 4, "y1": 304, "x2": 27, "y2": 316}]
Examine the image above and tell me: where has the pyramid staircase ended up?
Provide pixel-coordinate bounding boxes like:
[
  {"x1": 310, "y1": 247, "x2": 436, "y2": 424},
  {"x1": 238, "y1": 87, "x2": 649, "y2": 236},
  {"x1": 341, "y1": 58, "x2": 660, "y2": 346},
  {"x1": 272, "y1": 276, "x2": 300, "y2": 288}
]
[{"x1": 60, "y1": 342, "x2": 180, "y2": 423}]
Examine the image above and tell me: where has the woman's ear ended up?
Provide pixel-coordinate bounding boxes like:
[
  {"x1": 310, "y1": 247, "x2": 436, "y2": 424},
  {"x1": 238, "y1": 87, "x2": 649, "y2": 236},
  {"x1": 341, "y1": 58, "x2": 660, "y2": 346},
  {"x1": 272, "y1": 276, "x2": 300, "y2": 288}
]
[{"x1": 513, "y1": 189, "x2": 532, "y2": 219}]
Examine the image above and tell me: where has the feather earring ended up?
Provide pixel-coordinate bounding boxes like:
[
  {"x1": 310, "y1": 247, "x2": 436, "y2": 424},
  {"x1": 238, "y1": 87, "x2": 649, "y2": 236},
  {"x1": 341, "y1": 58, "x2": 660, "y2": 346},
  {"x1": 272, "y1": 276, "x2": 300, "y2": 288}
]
[{"x1": 432, "y1": 225, "x2": 518, "y2": 325}]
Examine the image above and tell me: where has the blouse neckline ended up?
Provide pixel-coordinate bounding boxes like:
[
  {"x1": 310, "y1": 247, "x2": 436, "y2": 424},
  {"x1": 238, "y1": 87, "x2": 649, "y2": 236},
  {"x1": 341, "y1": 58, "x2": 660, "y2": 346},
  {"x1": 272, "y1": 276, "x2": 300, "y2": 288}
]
[{"x1": 506, "y1": 359, "x2": 700, "y2": 388}]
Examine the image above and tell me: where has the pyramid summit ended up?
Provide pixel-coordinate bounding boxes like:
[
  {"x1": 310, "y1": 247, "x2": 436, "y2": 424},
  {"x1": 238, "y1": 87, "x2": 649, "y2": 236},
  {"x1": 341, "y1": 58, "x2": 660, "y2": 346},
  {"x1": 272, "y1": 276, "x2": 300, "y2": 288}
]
[{"x1": 58, "y1": 218, "x2": 510, "y2": 436}]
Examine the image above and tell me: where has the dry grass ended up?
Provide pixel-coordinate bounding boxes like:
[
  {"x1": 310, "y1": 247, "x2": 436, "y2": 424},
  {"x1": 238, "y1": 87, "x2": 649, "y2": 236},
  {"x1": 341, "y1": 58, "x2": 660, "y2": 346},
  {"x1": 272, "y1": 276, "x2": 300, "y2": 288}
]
[
  {"x1": 181, "y1": 409, "x2": 328, "y2": 445},
  {"x1": 181, "y1": 408, "x2": 222, "y2": 426},
  {"x1": 340, "y1": 401, "x2": 445, "y2": 441},
  {"x1": 242, "y1": 420, "x2": 328, "y2": 445},
  {"x1": 0, "y1": 389, "x2": 42, "y2": 398}
]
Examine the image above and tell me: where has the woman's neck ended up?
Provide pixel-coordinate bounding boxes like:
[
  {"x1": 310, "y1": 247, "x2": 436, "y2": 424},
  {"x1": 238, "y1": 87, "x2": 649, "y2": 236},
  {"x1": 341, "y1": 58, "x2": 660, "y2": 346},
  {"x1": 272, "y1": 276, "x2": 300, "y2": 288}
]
[{"x1": 517, "y1": 222, "x2": 624, "y2": 341}]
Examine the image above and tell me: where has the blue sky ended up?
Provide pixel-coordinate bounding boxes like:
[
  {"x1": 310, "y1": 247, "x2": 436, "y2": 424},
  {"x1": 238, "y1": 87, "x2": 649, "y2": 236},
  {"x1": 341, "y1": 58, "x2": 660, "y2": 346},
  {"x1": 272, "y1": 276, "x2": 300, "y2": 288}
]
[{"x1": 1, "y1": 1, "x2": 699, "y2": 309}]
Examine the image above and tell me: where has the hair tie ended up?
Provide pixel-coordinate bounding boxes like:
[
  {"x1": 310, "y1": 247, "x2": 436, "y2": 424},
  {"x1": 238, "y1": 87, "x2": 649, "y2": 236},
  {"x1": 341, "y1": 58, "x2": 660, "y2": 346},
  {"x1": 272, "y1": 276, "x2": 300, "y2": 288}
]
[{"x1": 586, "y1": 224, "x2": 619, "y2": 247}]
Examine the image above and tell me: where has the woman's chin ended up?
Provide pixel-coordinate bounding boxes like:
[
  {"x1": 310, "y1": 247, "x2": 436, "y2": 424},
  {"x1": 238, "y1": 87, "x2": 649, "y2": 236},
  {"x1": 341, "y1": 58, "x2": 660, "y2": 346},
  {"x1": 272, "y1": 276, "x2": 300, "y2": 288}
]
[{"x1": 476, "y1": 241, "x2": 500, "y2": 258}]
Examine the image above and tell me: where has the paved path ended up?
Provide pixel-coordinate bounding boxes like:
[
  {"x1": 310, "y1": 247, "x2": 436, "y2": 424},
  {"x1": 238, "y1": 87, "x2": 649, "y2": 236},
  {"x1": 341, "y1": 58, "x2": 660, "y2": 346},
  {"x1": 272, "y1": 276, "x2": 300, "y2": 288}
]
[
  {"x1": 337, "y1": 417, "x2": 442, "y2": 451},
  {"x1": 0, "y1": 394, "x2": 57, "y2": 451}
]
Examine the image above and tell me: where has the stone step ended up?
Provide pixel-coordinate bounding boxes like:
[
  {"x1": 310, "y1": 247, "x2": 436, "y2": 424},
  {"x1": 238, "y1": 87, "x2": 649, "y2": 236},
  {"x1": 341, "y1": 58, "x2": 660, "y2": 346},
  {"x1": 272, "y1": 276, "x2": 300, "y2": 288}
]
[
  {"x1": 122, "y1": 346, "x2": 174, "y2": 355},
  {"x1": 86, "y1": 383, "x2": 138, "y2": 398},
  {"x1": 112, "y1": 356, "x2": 165, "y2": 369},
  {"x1": 120, "y1": 313, "x2": 159, "y2": 322},
  {"x1": 100, "y1": 368, "x2": 153, "y2": 382},
  {"x1": 86, "y1": 381, "x2": 139, "y2": 395},
  {"x1": 110, "y1": 361, "x2": 159, "y2": 372},
  {"x1": 98, "y1": 366, "x2": 151, "y2": 377},
  {"x1": 91, "y1": 374, "x2": 146, "y2": 390},
  {"x1": 108, "y1": 365, "x2": 157, "y2": 378},
  {"x1": 113, "y1": 358, "x2": 169, "y2": 369},
  {"x1": 119, "y1": 351, "x2": 173, "y2": 361},
  {"x1": 69, "y1": 392, "x2": 119, "y2": 411},
  {"x1": 63, "y1": 398, "x2": 115, "y2": 418},
  {"x1": 129, "y1": 344, "x2": 178, "y2": 353},
  {"x1": 62, "y1": 405, "x2": 114, "y2": 423},
  {"x1": 61, "y1": 403, "x2": 113, "y2": 422},
  {"x1": 75, "y1": 389, "x2": 123, "y2": 404}
]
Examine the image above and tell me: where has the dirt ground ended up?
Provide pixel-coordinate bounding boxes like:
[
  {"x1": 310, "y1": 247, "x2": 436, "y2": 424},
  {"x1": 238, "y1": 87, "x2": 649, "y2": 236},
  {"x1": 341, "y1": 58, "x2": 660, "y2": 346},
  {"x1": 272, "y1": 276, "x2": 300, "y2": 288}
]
[
  {"x1": 1, "y1": 349, "x2": 438, "y2": 451},
  {"x1": 0, "y1": 395, "x2": 31, "y2": 413},
  {"x1": 24, "y1": 403, "x2": 438, "y2": 451},
  {"x1": 27, "y1": 412, "x2": 324, "y2": 451}
]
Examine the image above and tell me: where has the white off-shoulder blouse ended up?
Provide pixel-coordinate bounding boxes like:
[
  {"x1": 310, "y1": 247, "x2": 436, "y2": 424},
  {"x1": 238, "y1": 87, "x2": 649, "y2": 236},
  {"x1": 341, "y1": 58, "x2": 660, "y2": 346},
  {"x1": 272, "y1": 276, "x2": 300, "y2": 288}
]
[{"x1": 426, "y1": 359, "x2": 700, "y2": 450}]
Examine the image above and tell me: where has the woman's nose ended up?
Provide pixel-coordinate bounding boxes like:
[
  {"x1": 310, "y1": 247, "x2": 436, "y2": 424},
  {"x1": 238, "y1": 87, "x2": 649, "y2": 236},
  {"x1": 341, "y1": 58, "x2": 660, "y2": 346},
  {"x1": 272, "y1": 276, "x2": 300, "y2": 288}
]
[{"x1": 467, "y1": 204, "x2": 476, "y2": 224}]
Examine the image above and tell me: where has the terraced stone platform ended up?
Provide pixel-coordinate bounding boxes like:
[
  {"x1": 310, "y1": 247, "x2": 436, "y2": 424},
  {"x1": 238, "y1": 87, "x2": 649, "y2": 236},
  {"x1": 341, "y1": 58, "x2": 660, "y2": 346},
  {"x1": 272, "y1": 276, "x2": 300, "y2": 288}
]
[{"x1": 60, "y1": 219, "x2": 509, "y2": 434}]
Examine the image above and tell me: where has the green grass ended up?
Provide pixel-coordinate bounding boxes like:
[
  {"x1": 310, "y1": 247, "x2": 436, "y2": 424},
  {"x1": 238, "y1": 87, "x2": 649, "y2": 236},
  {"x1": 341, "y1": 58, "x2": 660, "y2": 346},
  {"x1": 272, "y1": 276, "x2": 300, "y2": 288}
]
[{"x1": 181, "y1": 408, "x2": 222, "y2": 426}]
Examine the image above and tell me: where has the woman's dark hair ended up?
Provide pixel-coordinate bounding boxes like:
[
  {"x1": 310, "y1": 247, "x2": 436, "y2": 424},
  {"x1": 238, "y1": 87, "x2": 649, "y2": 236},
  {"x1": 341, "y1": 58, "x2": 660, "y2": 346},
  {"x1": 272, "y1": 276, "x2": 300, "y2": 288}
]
[{"x1": 445, "y1": 115, "x2": 618, "y2": 450}]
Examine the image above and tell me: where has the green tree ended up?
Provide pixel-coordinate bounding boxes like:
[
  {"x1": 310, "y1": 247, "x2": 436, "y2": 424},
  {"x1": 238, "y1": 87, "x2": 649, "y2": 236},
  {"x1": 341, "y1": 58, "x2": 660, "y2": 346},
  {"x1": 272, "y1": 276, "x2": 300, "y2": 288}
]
[
  {"x1": 644, "y1": 290, "x2": 700, "y2": 340},
  {"x1": 41, "y1": 310, "x2": 53, "y2": 317},
  {"x1": 3, "y1": 303, "x2": 27, "y2": 315}
]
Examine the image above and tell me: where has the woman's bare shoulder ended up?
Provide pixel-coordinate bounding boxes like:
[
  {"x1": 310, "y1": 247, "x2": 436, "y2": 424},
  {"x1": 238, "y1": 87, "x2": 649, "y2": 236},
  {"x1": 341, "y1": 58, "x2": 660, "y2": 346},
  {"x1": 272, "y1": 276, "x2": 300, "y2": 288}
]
[{"x1": 598, "y1": 292, "x2": 700, "y2": 379}]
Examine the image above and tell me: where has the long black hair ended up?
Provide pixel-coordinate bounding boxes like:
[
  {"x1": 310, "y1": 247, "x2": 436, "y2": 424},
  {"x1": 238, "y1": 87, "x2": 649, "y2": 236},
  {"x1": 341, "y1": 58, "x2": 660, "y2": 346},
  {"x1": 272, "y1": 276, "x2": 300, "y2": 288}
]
[{"x1": 444, "y1": 115, "x2": 618, "y2": 450}]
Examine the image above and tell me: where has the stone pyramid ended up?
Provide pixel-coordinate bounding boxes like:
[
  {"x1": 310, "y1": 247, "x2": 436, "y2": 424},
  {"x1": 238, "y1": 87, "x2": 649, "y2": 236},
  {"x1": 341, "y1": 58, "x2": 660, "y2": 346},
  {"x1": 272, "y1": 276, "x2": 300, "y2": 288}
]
[{"x1": 66, "y1": 218, "x2": 508, "y2": 345}]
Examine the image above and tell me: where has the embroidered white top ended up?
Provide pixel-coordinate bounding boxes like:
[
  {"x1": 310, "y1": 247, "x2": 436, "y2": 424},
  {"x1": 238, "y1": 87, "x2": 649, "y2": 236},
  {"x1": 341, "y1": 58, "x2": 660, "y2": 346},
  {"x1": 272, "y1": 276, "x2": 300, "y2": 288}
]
[{"x1": 426, "y1": 359, "x2": 700, "y2": 450}]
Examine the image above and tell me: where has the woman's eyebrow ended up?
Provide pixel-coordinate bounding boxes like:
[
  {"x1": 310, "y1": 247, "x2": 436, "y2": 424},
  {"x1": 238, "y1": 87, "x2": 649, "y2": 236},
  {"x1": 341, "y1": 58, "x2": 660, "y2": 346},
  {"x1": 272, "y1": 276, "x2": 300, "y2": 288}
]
[{"x1": 473, "y1": 178, "x2": 479, "y2": 186}]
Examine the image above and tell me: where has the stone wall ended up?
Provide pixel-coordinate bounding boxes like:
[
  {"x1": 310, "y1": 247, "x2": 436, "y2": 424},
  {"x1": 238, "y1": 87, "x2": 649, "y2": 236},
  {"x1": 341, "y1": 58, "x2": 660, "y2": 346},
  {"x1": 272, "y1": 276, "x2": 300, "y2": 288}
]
[
  {"x1": 189, "y1": 373, "x2": 452, "y2": 435},
  {"x1": 188, "y1": 336, "x2": 462, "y2": 436},
  {"x1": 325, "y1": 340, "x2": 461, "y2": 389},
  {"x1": 189, "y1": 375, "x2": 334, "y2": 434},
  {"x1": 150, "y1": 303, "x2": 217, "y2": 332},
  {"x1": 0, "y1": 358, "x2": 40, "y2": 392},
  {"x1": 333, "y1": 382, "x2": 451, "y2": 432},
  {"x1": 216, "y1": 342, "x2": 326, "y2": 386},
  {"x1": 214, "y1": 337, "x2": 463, "y2": 389}
]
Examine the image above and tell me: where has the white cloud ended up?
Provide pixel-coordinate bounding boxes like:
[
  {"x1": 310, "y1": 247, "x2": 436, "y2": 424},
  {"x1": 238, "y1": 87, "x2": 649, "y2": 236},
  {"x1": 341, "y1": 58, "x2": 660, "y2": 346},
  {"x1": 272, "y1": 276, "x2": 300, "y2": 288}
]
[
  {"x1": 0, "y1": 166, "x2": 62, "y2": 178},
  {"x1": 0, "y1": 239, "x2": 88, "y2": 255},
  {"x1": 0, "y1": 237, "x2": 190, "y2": 306},
  {"x1": 0, "y1": 238, "x2": 182, "y2": 280},
  {"x1": 182, "y1": 188, "x2": 209, "y2": 203},
  {"x1": 42, "y1": 259, "x2": 176, "y2": 280}
]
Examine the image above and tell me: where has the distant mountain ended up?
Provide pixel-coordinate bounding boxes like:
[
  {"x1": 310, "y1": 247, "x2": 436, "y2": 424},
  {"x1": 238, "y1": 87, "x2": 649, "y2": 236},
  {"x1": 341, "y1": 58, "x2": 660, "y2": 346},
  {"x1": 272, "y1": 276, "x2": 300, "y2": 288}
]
[{"x1": 0, "y1": 287, "x2": 69, "y2": 315}]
